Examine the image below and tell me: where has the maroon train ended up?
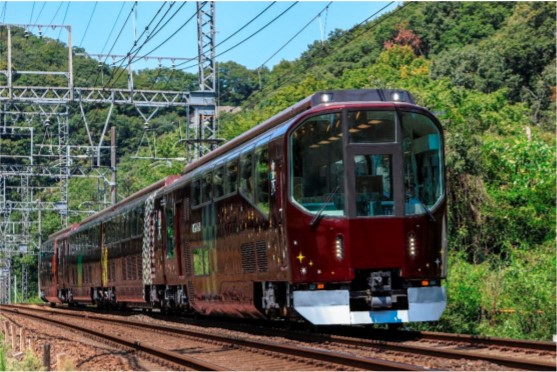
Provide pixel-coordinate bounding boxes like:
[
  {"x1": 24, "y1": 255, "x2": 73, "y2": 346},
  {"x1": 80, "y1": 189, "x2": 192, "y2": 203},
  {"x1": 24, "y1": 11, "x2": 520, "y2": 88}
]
[{"x1": 39, "y1": 89, "x2": 447, "y2": 325}]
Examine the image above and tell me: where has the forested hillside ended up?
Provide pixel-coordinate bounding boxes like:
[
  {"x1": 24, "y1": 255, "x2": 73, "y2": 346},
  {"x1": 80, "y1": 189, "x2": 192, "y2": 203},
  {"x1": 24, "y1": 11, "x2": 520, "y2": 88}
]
[
  {"x1": 3, "y1": 2, "x2": 554, "y2": 340},
  {"x1": 219, "y1": 2, "x2": 556, "y2": 340}
]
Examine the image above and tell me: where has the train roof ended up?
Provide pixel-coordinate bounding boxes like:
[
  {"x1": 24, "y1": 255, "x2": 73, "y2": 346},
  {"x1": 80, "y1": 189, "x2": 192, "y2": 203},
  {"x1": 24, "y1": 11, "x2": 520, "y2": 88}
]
[{"x1": 183, "y1": 89, "x2": 415, "y2": 174}]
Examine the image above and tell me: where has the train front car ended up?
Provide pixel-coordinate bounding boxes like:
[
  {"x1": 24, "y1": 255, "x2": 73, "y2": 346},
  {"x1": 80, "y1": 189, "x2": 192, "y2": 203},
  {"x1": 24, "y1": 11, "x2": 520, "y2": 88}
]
[{"x1": 286, "y1": 90, "x2": 447, "y2": 325}]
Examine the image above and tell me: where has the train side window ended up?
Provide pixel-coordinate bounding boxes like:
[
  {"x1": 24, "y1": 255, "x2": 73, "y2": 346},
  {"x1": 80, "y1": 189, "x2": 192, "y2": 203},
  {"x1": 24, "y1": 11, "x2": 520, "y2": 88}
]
[
  {"x1": 239, "y1": 150, "x2": 254, "y2": 201},
  {"x1": 191, "y1": 177, "x2": 201, "y2": 206},
  {"x1": 201, "y1": 171, "x2": 212, "y2": 204},
  {"x1": 166, "y1": 203, "x2": 175, "y2": 259},
  {"x1": 254, "y1": 146, "x2": 270, "y2": 215},
  {"x1": 193, "y1": 246, "x2": 210, "y2": 276},
  {"x1": 214, "y1": 165, "x2": 225, "y2": 199},
  {"x1": 224, "y1": 159, "x2": 238, "y2": 195}
]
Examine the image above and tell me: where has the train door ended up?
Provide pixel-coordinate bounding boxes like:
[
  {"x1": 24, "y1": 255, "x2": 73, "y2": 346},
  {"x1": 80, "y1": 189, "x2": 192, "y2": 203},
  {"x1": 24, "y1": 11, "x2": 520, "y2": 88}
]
[{"x1": 344, "y1": 109, "x2": 405, "y2": 268}]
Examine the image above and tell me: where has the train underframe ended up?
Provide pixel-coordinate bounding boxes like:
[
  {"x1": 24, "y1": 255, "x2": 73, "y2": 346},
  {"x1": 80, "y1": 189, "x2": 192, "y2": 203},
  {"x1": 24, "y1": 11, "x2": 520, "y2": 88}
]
[{"x1": 49, "y1": 268, "x2": 445, "y2": 325}]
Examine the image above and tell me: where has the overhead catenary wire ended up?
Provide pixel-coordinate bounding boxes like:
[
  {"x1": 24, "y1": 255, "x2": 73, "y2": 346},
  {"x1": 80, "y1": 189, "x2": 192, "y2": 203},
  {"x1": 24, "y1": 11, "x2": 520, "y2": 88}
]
[
  {"x1": 1, "y1": 2, "x2": 7, "y2": 23},
  {"x1": 48, "y1": 2, "x2": 64, "y2": 28},
  {"x1": 102, "y1": 1, "x2": 172, "y2": 71},
  {"x1": 102, "y1": 2, "x2": 191, "y2": 90},
  {"x1": 178, "y1": 1, "x2": 299, "y2": 72},
  {"x1": 131, "y1": 2, "x2": 193, "y2": 62},
  {"x1": 99, "y1": 2, "x2": 127, "y2": 55},
  {"x1": 128, "y1": 1, "x2": 188, "y2": 60},
  {"x1": 91, "y1": 2, "x2": 137, "y2": 87},
  {"x1": 79, "y1": 1, "x2": 98, "y2": 48},
  {"x1": 257, "y1": 1, "x2": 332, "y2": 69},
  {"x1": 33, "y1": 1, "x2": 46, "y2": 25},
  {"x1": 215, "y1": 2, "x2": 277, "y2": 49},
  {"x1": 56, "y1": 2, "x2": 70, "y2": 40},
  {"x1": 102, "y1": 2, "x2": 137, "y2": 63},
  {"x1": 253, "y1": 1, "x2": 402, "y2": 100},
  {"x1": 29, "y1": 2, "x2": 35, "y2": 25}
]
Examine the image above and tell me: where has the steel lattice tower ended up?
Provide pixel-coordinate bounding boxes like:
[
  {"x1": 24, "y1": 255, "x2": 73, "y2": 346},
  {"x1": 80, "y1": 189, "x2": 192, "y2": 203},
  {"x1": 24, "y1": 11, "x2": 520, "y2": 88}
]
[{"x1": 0, "y1": 2, "x2": 218, "y2": 299}]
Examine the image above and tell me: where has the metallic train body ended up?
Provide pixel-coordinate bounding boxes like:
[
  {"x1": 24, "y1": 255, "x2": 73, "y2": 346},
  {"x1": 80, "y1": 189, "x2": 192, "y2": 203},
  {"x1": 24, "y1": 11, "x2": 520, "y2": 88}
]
[{"x1": 39, "y1": 89, "x2": 447, "y2": 325}]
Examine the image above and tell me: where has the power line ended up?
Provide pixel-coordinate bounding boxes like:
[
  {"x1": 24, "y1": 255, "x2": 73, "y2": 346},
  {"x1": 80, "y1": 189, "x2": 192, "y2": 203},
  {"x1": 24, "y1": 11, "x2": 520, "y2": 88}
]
[
  {"x1": 252, "y1": 1, "x2": 403, "y2": 104},
  {"x1": 33, "y1": 1, "x2": 46, "y2": 25},
  {"x1": 90, "y1": 2, "x2": 136, "y2": 87},
  {"x1": 211, "y1": 1, "x2": 299, "y2": 62},
  {"x1": 104, "y1": 1, "x2": 171, "y2": 69},
  {"x1": 257, "y1": 1, "x2": 332, "y2": 69},
  {"x1": 104, "y1": 2, "x2": 193, "y2": 90},
  {"x1": 102, "y1": 2, "x2": 178, "y2": 89},
  {"x1": 79, "y1": 1, "x2": 98, "y2": 48},
  {"x1": 178, "y1": 1, "x2": 299, "y2": 72},
  {"x1": 132, "y1": 2, "x2": 192, "y2": 62},
  {"x1": 100, "y1": 2, "x2": 126, "y2": 55},
  {"x1": 29, "y1": 2, "x2": 36, "y2": 25},
  {"x1": 1, "y1": 2, "x2": 7, "y2": 23},
  {"x1": 103, "y1": 2, "x2": 136, "y2": 62},
  {"x1": 48, "y1": 2, "x2": 64, "y2": 27},
  {"x1": 56, "y1": 2, "x2": 70, "y2": 40},
  {"x1": 215, "y1": 2, "x2": 276, "y2": 49},
  {"x1": 130, "y1": 1, "x2": 169, "y2": 51}
]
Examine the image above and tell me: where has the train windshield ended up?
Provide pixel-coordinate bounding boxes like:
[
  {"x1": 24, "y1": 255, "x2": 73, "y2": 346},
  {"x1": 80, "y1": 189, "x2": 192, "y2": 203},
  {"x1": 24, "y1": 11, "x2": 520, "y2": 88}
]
[
  {"x1": 290, "y1": 109, "x2": 443, "y2": 218},
  {"x1": 290, "y1": 112, "x2": 345, "y2": 216}
]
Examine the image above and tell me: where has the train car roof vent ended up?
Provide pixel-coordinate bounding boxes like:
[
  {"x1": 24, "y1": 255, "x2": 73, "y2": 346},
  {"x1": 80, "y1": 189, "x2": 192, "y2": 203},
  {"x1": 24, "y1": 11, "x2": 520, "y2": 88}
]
[{"x1": 312, "y1": 89, "x2": 415, "y2": 105}]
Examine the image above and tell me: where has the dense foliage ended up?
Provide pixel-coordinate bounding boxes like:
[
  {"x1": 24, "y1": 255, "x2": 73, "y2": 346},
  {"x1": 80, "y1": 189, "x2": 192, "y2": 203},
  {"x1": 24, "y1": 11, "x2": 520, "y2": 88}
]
[
  {"x1": 219, "y1": 2, "x2": 556, "y2": 341},
  {"x1": 2, "y1": 2, "x2": 554, "y2": 341}
]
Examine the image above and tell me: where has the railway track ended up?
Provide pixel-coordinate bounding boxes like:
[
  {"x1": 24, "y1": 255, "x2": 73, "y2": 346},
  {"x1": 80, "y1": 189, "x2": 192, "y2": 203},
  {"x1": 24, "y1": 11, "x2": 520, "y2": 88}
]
[
  {"x1": 4, "y1": 304, "x2": 556, "y2": 370},
  {"x1": 0, "y1": 305, "x2": 426, "y2": 370}
]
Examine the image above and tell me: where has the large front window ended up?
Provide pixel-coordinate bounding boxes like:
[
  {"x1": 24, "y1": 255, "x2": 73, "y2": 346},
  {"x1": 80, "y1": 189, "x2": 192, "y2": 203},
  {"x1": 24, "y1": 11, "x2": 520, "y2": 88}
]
[
  {"x1": 290, "y1": 112, "x2": 344, "y2": 216},
  {"x1": 290, "y1": 109, "x2": 443, "y2": 218},
  {"x1": 402, "y1": 112, "x2": 443, "y2": 215}
]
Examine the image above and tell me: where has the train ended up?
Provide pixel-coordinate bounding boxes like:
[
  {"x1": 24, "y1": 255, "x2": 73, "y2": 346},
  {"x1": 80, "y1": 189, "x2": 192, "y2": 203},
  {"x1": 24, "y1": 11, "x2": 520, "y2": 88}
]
[{"x1": 39, "y1": 89, "x2": 447, "y2": 325}]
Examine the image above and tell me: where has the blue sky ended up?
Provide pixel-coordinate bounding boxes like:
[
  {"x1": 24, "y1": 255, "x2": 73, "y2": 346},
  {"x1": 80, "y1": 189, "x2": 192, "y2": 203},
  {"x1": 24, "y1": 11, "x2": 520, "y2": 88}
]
[{"x1": 0, "y1": 1, "x2": 398, "y2": 71}]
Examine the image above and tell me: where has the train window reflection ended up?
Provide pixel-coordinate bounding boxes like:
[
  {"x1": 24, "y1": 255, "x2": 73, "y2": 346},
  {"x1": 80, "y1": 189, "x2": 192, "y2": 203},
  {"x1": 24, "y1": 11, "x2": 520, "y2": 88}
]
[
  {"x1": 200, "y1": 172, "x2": 212, "y2": 204},
  {"x1": 224, "y1": 159, "x2": 238, "y2": 195},
  {"x1": 213, "y1": 165, "x2": 224, "y2": 198},
  {"x1": 191, "y1": 178, "x2": 201, "y2": 206},
  {"x1": 347, "y1": 110, "x2": 396, "y2": 143},
  {"x1": 290, "y1": 112, "x2": 345, "y2": 216},
  {"x1": 254, "y1": 146, "x2": 270, "y2": 215},
  {"x1": 166, "y1": 205, "x2": 174, "y2": 259},
  {"x1": 239, "y1": 151, "x2": 254, "y2": 201},
  {"x1": 401, "y1": 112, "x2": 443, "y2": 215}
]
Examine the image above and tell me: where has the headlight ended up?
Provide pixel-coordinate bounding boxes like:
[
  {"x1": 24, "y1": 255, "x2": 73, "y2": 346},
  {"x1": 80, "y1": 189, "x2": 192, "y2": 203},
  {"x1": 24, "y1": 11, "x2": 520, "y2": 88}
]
[
  {"x1": 335, "y1": 235, "x2": 344, "y2": 260},
  {"x1": 408, "y1": 232, "x2": 417, "y2": 257}
]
